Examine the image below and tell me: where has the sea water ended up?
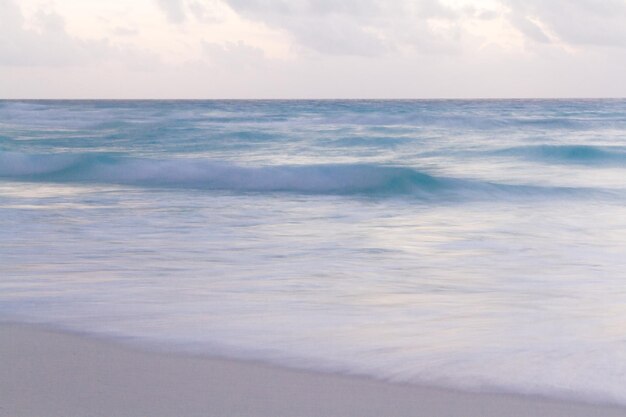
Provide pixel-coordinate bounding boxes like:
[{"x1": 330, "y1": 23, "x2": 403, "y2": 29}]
[{"x1": 2, "y1": 99, "x2": 626, "y2": 404}]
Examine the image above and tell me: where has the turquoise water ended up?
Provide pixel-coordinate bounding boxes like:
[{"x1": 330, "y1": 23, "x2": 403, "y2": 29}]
[{"x1": 2, "y1": 100, "x2": 626, "y2": 404}]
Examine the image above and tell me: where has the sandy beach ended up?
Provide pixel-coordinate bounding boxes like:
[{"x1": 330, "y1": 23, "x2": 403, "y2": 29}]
[{"x1": 1, "y1": 323, "x2": 624, "y2": 417}]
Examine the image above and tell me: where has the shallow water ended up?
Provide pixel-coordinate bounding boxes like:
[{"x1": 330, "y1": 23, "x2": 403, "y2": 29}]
[{"x1": 2, "y1": 100, "x2": 626, "y2": 404}]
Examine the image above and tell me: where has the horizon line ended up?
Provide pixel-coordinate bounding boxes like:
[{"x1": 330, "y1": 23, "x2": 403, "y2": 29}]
[{"x1": 2, "y1": 97, "x2": 626, "y2": 101}]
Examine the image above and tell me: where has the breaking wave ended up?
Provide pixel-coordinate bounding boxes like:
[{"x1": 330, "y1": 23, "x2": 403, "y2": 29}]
[{"x1": 0, "y1": 150, "x2": 593, "y2": 199}]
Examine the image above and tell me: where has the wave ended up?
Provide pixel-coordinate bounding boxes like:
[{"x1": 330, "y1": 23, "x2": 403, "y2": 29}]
[
  {"x1": 493, "y1": 145, "x2": 626, "y2": 165},
  {"x1": 0, "y1": 150, "x2": 596, "y2": 199}
]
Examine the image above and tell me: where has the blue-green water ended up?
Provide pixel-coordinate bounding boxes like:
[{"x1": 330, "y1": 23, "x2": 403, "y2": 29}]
[{"x1": 2, "y1": 100, "x2": 626, "y2": 404}]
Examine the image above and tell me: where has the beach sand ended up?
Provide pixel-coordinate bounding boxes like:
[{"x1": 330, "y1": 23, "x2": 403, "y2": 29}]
[{"x1": 1, "y1": 323, "x2": 624, "y2": 417}]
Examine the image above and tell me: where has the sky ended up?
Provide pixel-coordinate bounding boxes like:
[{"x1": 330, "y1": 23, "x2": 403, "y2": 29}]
[{"x1": 1, "y1": 0, "x2": 626, "y2": 98}]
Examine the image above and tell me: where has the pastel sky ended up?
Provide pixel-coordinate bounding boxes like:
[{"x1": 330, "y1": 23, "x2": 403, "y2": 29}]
[{"x1": 1, "y1": 0, "x2": 626, "y2": 98}]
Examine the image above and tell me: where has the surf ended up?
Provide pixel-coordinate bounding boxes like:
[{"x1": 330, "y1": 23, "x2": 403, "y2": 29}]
[{"x1": 0, "y1": 150, "x2": 599, "y2": 199}]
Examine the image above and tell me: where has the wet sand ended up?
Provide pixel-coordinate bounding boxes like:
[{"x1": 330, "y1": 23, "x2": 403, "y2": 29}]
[{"x1": 1, "y1": 323, "x2": 624, "y2": 417}]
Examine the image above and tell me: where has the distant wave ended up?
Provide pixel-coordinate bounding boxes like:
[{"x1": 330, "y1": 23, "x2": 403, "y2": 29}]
[
  {"x1": 0, "y1": 150, "x2": 597, "y2": 199},
  {"x1": 493, "y1": 145, "x2": 626, "y2": 165}
]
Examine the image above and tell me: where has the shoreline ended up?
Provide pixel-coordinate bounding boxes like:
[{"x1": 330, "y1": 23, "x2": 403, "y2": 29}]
[{"x1": 2, "y1": 323, "x2": 626, "y2": 417}]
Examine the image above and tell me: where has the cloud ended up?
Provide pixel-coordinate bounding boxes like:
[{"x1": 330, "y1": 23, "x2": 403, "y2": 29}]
[
  {"x1": 0, "y1": 0, "x2": 22, "y2": 31},
  {"x1": 505, "y1": 0, "x2": 626, "y2": 47},
  {"x1": 153, "y1": 0, "x2": 226, "y2": 24},
  {"x1": 222, "y1": 0, "x2": 390, "y2": 56},
  {"x1": 188, "y1": 1, "x2": 222, "y2": 22},
  {"x1": 4, "y1": 0, "x2": 626, "y2": 99},
  {"x1": 509, "y1": 15, "x2": 550, "y2": 44},
  {"x1": 154, "y1": 0, "x2": 187, "y2": 23},
  {"x1": 0, "y1": 0, "x2": 158, "y2": 68},
  {"x1": 0, "y1": 2, "x2": 106, "y2": 66},
  {"x1": 113, "y1": 27, "x2": 140, "y2": 37},
  {"x1": 221, "y1": 0, "x2": 464, "y2": 56},
  {"x1": 202, "y1": 40, "x2": 267, "y2": 69}
]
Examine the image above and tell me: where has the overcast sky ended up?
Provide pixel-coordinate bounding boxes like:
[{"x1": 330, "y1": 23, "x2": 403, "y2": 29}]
[{"x1": 1, "y1": 0, "x2": 626, "y2": 98}]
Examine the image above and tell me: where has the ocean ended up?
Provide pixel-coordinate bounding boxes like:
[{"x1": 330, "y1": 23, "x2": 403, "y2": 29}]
[{"x1": 2, "y1": 99, "x2": 626, "y2": 405}]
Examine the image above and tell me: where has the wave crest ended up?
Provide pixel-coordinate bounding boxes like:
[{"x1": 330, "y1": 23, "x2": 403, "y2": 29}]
[
  {"x1": 0, "y1": 151, "x2": 449, "y2": 196},
  {"x1": 0, "y1": 151, "x2": 598, "y2": 199},
  {"x1": 494, "y1": 145, "x2": 626, "y2": 165}
]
